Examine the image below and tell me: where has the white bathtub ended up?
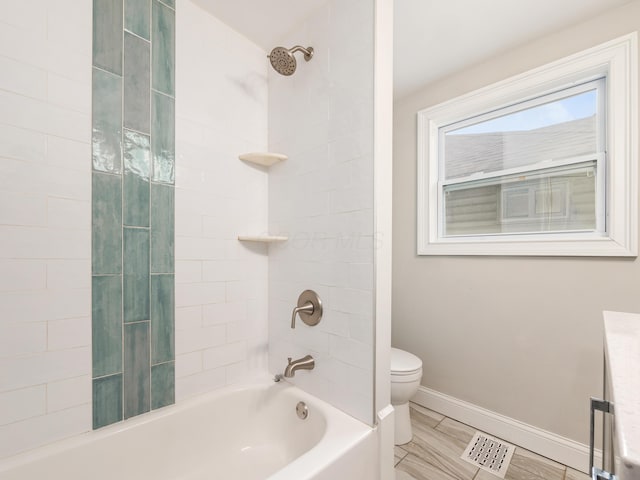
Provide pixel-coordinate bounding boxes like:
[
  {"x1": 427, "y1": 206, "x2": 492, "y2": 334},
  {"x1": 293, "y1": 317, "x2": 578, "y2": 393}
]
[{"x1": 0, "y1": 381, "x2": 377, "y2": 480}]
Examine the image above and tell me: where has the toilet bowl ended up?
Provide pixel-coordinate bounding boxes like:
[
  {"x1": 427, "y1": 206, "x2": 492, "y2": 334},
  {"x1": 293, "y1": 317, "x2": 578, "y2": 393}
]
[{"x1": 391, "y1": 347, "x2": 423, "y2": 445}]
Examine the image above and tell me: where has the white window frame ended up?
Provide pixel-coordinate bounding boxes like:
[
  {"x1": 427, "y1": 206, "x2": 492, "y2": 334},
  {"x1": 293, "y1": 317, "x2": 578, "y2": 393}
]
[{"x1": 417, "y1": 33, "x2": 638, "y2": 256}]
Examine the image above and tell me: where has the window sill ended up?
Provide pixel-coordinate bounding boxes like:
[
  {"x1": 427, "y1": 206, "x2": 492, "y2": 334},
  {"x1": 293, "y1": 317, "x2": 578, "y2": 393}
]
[{"x1": 418, "y1": 234, "x2": 637, "y2": 257}]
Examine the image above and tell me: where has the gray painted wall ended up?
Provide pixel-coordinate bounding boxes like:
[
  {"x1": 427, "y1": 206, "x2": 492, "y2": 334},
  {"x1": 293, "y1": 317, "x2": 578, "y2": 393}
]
[{"x1": 392, "y1": 1, "x2": 640, "y2": 444}]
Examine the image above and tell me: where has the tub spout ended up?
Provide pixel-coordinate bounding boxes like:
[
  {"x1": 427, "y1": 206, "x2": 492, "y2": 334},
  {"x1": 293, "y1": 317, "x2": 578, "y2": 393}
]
[{"x1": 284, "y1": 355, "x2": 315, "y2": 378}]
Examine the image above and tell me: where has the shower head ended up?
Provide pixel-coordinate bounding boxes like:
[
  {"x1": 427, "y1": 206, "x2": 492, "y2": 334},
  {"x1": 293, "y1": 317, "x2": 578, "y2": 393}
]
[{"x1": 268, "y1": 45, "x2": 314, "y2": 76}]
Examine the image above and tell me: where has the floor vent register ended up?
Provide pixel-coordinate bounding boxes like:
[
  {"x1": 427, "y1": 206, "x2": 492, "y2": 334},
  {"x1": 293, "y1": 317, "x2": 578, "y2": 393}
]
[{"x1": 461, "y1": 432, "x2": 515, "y2": 478}]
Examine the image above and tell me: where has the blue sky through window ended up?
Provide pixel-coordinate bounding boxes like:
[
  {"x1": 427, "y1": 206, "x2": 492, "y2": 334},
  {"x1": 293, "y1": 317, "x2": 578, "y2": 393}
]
[{"x1": 449, "y1": 89, "x2": 597, "y2": 135}]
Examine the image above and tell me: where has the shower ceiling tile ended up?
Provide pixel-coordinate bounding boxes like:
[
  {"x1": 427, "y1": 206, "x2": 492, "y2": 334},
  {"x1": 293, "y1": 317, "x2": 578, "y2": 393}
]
[{"x1": 123, "y1": 33, "x2": 150, "y2": 133}]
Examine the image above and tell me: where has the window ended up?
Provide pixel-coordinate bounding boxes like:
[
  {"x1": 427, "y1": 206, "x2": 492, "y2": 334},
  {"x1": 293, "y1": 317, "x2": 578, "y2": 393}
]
[{"x1": 417, "y1": 34, "x2": 638, "y2": 256}]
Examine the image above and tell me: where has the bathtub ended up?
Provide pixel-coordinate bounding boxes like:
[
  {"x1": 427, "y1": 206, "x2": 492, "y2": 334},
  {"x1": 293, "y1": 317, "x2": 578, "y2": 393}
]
[{"x1": 0, "y1": 380, "x2": 377, "y2": 479}]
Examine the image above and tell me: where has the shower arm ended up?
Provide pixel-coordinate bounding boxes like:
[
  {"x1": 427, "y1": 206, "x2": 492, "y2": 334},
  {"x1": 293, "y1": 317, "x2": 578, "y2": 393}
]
[{"x1": 288, "y1": 46, "x2": 314, "y2": 61}]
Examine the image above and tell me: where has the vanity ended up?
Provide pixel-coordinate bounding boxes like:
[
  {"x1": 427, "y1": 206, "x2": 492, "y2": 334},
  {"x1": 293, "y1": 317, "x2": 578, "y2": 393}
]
[{"x1": 595, "y1": 311, "x2": 640, "y2": 479}]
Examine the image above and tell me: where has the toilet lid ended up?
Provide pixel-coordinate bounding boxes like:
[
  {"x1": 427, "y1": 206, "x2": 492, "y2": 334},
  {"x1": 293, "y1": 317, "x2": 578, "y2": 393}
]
[{"x1": 391, "y1": 348, "x2": 422, "y2": 374}]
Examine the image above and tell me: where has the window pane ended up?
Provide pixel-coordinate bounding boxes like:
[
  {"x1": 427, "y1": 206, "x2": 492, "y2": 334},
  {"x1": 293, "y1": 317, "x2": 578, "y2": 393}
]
[
  {"x1": 443, "y1": 163, "x2": 596, "y2": 236},
  {"x1": 444, "y1": 89, "x2": 598, "y2": 180}
]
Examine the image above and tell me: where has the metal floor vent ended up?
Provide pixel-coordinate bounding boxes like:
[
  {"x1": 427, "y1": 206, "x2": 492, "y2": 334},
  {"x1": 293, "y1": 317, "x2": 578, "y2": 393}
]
[{"x1": 461, "y1": 432, "x2": 515, "y2": 478}]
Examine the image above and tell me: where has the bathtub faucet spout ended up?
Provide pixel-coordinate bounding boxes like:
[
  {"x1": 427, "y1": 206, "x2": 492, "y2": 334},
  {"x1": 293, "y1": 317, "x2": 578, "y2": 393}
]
[{"x1": 284, "y1": 355, "x2": 315, "y2": 377}]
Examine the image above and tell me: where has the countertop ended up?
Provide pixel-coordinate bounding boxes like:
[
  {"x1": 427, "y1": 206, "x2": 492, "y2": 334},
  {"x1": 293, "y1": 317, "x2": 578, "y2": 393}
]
[{"x1": 604, "y1": 310, "x2": 640, "y2": 479}]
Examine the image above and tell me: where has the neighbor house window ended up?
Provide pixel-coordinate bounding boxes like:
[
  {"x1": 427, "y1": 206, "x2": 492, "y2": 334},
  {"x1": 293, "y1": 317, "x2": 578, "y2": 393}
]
[{"x1": 417, "y1": 34, "x2": 638, "y2": 256}]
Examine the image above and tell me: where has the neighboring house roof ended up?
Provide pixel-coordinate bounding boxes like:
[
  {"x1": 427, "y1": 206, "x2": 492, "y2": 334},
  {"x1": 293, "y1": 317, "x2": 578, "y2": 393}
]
[{"x1": 445, "y1": 115, "x2": 597, "y2": 179}]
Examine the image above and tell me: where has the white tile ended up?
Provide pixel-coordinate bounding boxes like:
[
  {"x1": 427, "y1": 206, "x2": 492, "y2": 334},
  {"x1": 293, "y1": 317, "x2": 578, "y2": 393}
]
[
  {"x1": 0, "y1": 347, "x2": 90, "y2": 392},
  {"x1": 0, "y1": 23, "x2": 46, "y2": 71},
  {"x1": 0, "y1": 289, "x2": 92, "y2": 323},
  {"x1": 46, "y1": 259, "x2": 90, "y2": 290},
  {"x1": 0, "y1": 0, "x2": 47, "y2": 34},
  {"x1": 348, "y1": 263, "x2": 374, "y2": 290},
  {"x1": 175, "y1": 306, "x2": 203, "y2": 330},
  {"x1": 201, "y1": 260, "x2": 246, "y2": 282},
  {"x1": 175, "y1": 351, "x2": 202, "y2": 378},
  {"x1": 0, "y1": 322, "x2": 46, "y2": 358},
  {"x1": 46, "y1": 375, "x2": 90, "y2": 413},
  {"x1": 0, "y1": 403, "x2": 90, "y2": 459},
  {"x1": 176, "y1": 368, "x2": 226, "y2": 401},
  {"x1": 45, "y1": 43, "x2": 91, "y2": 85},
  {"x1": 175, "y1": 325, "x2": 226, "y2": 355},
  {"x1": 45, "y1": 103, "x2": 90, "y2": 143},
  {"x1": 46, "y1": 0, "x2": 92, "y2": 55},
  {"x1": 202, "y1": 341, "x2": 247, "y2": 370},
  {"x1": 0, "y1": 385, "x2": 46, "y2": 425},
  {"x1": 0, "y1": 124, "x2": 46, "y2": 162},
  {"x1": 329, "y1": 335, "x2": 372, "y2": 370},
  {"x1": 47, "y1": 72, "x2": 90, "y2": 114},
  {"x1": 0, "y1": 226, "x2": 90, "y2": 259},
  {"x1": 0, "y1": 55, "x2": 47, "y2": 99},
  {"x1": 47, "y1": 197, "x2": 90, "y2": 229},
  {"x1": 202, "y1": 302, "x2": 247, "y2": 326},
  {"x1": 45, "y1": 136, "x2": 90, "y2": 172},
  {"x1": 330, "y1": 287, "x2": 373, "y2": 316},
  {"x1": 175, "y1": 260, "x2": 202, "y2": 284},
  {"x1": 0, "y1": 260, "x2": 46, "y2": 291},
  {"x1": 174, "y1": 210, "x2": 203, "y2": 238},
  {"x1": 47, "y1": 317, "x2": 90, "y2": 350},
  {"x1": 175, "y1": 282, "x2": 226, "y2": 307},
  {"x1": 0, "y1": 191, "x2": 47, "y2": 227},
  {"x1": 175, "y1": 236, "x2": 225, "y2": 261},
  {"x1": 0, "y1": 158, "x2": 90, "y2": 201},
  {"x1": 0, "y1": 90, "x2": 47, "y2": 132}
]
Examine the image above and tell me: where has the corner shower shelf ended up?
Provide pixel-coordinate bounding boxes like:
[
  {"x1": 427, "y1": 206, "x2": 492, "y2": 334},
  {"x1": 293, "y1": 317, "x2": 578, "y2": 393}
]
[
  {"x1": 238, "y1": 152, "x2": 287, "y2": 167},
  {"x1": 237, "y1": 235, "x2": 288, "y2": 243}
]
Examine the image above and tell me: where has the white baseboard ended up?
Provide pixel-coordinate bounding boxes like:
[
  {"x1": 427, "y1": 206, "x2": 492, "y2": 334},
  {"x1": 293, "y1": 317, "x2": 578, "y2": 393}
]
[{"x1": 413, "y1": 386, "x2": 600, "y2": 474}]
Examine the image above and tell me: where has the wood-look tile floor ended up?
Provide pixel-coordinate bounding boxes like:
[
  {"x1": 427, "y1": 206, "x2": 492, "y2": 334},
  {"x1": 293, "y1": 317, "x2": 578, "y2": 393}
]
[{"x1": 394, "y1": 403, "x2": 591, "y2": 480}]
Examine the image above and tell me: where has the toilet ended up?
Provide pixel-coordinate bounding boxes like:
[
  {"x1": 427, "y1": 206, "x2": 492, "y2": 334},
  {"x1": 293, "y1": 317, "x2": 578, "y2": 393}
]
[{"x1": 390, "y1": 347, "x2": 423, "y2": 445}]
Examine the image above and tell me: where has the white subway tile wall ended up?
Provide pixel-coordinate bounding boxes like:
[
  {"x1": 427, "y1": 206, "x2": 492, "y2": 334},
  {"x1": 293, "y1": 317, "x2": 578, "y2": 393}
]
[
  {"x1": 0, "y1": 0, "x2": 92, "y2": 458},
  {"x1": 268, "y1": 0, "x2": 376, "y2": 425},
  {"x1": 174, "y1": 1, "x2": 269, "y2": 399}
]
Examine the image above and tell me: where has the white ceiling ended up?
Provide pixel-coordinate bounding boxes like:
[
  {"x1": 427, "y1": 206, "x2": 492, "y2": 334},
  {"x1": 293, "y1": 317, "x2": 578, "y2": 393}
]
[{"x1": 194, "y1": 0, "x2": 634, "y2": 99}]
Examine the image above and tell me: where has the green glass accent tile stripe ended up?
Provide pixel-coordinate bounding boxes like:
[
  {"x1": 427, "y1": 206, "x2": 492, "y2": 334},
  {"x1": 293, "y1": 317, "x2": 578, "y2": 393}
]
[
  {"x1": 151, "y1": 274, "x2": 174, "y2": 364},
  {"x1": 125, "y1": 0, "x2": 150, "y2": 40},
  {"x1": 124, "y1": 322, "x2": 151, "y2": 419},
  {"x1": 152, "y1": 1, "x2": 175, "y2": 96},
  {"x1": 151, "y1": 91, "x2": 175, "y2": 184},
  {"x1": 150, "y1": 184, "x2": 174, "y2": 273},
  {"x1": 93, "y1": 0, "x2": 123, "y2": 74},
  {"x1": 92, "y1": 172, "x2": 122, "y2": 275},
  {"x1": 92, "y1": 0, "x2": 174, "y2": 429},
  {"x1": 93, "y1": 374, "x2": 123, "y2": 429},
  {"x1": 92, "y1": 69, "x2": 122, "y2": 174},
  {"x1": 124, "y1": 33, "x2": 151, "y2": 133},
  {"x1": 123, "y1": 130, "x2": 150, "y2": 227},
  {"x1": 123, "y1": 228, "x2": 150, "y2": 323},
  {"x1": 151, "y1": 362, "x2": 175, "y2": 410},
  {"x1": 92, "y1": 275, "x2": 122, "y2": 377}
]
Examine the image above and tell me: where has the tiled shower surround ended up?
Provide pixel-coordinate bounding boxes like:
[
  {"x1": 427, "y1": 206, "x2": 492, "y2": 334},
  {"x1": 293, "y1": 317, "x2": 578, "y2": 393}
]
[{"x1": 91, "y1": 0, "x2": 176, "y2": 428}]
